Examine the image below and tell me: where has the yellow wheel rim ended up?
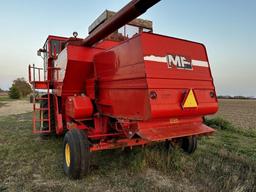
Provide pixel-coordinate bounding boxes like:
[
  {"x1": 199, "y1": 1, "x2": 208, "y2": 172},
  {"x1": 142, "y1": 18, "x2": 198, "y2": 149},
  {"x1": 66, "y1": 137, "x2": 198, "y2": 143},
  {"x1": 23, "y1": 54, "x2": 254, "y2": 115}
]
[{"x1": 65, "y1": 143, "x2": 71, "y2": 167}]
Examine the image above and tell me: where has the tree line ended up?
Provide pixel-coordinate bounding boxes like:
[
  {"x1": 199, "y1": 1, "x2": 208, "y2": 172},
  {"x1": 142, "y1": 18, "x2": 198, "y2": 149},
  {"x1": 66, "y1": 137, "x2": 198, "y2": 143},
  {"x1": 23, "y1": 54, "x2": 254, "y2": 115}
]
[{"x1": 8, "y1": 78, "x2": 32, "y2": 99}]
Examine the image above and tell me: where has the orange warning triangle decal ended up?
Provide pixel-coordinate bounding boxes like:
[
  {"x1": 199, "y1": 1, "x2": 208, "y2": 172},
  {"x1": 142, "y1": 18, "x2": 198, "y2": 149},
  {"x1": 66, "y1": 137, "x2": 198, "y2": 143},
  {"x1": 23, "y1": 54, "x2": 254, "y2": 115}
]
[{"x1": 183, "y1": 89, "x2": 198, "y2": 108}]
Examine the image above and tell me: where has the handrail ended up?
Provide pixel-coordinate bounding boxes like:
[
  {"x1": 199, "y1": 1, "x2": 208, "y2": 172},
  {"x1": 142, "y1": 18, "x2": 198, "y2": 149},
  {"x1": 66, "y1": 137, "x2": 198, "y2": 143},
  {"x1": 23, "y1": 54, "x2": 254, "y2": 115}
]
[{"x1": 28, "y1": 64, "x2": 61, "y2": 83}]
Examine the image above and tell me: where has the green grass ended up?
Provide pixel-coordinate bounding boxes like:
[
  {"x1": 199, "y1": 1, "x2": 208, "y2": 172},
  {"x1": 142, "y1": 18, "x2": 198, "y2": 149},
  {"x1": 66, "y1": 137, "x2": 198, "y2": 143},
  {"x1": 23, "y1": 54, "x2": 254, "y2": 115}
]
[
  {"x1": 0, "y1": 95, "x2": 29, "y2": 102},
  {"x1": 0, "y1": 102, "x2": 6, "y2": 108},
  {"x1": 0, "y1": 113, "x2": 255, "y2": 192},
  {"x1": 0, "y1": 95, "x2": 30, "y2": 109},
  {"x1": 205, "y1": 116, "x2": 256, "y2": 137},
  {"x1": 0, "y1": 95, "x2": 12, "y2": 108},
  {"x1": 0, "y1": 95, "x2": 12, "y2": 102}
]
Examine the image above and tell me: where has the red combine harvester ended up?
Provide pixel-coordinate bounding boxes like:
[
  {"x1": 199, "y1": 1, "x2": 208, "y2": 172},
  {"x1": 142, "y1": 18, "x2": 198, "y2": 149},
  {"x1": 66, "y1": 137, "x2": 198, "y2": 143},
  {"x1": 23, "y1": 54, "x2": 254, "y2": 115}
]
[{"x1": 29, "y1": 0, "x2": 218, "y2": 179}]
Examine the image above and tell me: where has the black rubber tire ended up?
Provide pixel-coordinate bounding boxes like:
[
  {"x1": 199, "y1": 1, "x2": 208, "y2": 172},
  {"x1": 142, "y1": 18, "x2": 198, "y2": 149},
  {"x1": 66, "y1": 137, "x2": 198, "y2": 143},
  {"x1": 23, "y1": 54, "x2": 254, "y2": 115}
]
[
  {"x1": 63, "y1": 128, "x2": 90, "y2": 179},
  {"x1": 181, "y1": 136, "x2": 197, "y2": 154},
  {"x1": 164, "y1": 140, "x2": 174, "y2": 151},
  {"x1": 40, "y1": 94, "x2": 56, "y2": 137},
  {"x1": 29, "y1": 95, "x2": 33, "y2": 103},
  {"x1": 202, "y1": 116, "x2": 206, "y2": 123}
]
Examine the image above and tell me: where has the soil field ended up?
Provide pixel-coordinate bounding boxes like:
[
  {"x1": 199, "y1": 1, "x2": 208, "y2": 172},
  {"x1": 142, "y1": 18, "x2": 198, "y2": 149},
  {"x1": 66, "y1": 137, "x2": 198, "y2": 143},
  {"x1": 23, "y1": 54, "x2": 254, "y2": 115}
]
[
  {"x1": 212, "y1": 99, "x2": 256, "y2": 130},
  {"x1": 0, "y1": 99, "x2": 255, "y2": 191},
  {"x1": 0, "y1": 99, "x2": 32, "y2": 117}
]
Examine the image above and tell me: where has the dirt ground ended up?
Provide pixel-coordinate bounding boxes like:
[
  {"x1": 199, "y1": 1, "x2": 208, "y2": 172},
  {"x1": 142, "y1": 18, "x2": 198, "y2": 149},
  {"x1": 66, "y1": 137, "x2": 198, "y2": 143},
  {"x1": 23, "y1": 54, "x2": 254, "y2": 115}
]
[
  {"x1": 0, "y1": 99, "x2": 255, "y2": 191},
  {"x1": 1, "y1": 98, "x2": 255, "y2": 129},
  {"x1": 0, "y1": 99, "x2": 32, "y2": 117},
  {"x1": 0, "y1": 98, "x2": 255, "y2": 129},
  {"x1": 0, "y1": 113, "x2": 255, "y2": 192},
  {"x1": 212, "y1": 99, "x2": 256, "y2": 129}
]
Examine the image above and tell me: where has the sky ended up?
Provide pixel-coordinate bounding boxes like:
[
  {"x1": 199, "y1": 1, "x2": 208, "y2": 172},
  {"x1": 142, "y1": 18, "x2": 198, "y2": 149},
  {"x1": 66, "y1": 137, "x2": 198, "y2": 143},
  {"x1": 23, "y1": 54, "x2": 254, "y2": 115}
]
[{"x1": 0, "y1": 0, "x2": 255, "y2": 96}]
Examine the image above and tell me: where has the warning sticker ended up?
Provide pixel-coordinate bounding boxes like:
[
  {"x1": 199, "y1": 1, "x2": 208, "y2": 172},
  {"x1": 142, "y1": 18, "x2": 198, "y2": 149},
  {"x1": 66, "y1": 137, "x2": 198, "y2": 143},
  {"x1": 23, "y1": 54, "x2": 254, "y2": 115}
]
[{"x1": 183, "y1": 89, "x2": 198, "y2": 108}]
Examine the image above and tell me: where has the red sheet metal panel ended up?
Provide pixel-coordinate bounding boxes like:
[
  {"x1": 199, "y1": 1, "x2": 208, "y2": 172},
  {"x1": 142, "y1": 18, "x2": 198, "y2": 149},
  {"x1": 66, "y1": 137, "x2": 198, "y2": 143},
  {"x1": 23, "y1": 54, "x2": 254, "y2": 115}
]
[
  {"x1": 137, "y1": 117, "x2": 214, "y2": 141},
  {"x1": 93, "y1": 32, "x2": 218, "y2": 121},
  {"x1": 65, "y1": 96, "x2": 93, "y2": 119},
  {"x1": 141, "y1": 33, "x2": 218, "y2": 118},
  {"x1": 94, "y1": 36, "x2": 149, "y2": 120},
  {"x1": 138, "y1": 123, "x2": 214, "y2": 141},
  {"x1": 53, "y1": 45, "x2": 103, "y2": 121}
]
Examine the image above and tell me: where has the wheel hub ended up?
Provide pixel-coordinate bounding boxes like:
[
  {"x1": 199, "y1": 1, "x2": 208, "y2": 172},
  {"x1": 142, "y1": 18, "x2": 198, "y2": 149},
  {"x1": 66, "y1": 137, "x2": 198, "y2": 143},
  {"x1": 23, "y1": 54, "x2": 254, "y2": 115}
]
[{"x1": 65, "y1": 143, "x2": 71, "y2": 167}]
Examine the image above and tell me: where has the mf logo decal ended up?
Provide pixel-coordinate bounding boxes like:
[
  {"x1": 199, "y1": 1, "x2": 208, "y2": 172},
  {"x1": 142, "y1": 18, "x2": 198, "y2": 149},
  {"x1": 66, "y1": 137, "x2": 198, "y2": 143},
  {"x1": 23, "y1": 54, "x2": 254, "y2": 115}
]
[
  {"x1": 143, "y1": 55, "x2": 209, "y2": 68},
  {"x1": 166, "y1": 55, "x2": 192, "y2": 69}
]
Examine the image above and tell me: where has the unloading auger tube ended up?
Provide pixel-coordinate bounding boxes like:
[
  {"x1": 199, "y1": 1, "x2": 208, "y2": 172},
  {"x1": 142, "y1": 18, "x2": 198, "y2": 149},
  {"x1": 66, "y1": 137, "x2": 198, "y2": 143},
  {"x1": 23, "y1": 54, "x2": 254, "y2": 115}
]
[{"x1": 82, "y1": 0, "x2": 160, "y2": 47}]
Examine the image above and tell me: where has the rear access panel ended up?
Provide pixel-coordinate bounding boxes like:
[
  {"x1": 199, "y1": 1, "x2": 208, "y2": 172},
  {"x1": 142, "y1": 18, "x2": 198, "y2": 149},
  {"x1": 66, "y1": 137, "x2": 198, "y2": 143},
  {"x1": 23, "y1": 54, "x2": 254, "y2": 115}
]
[{"x1": 141, "y1": 32, "x2": 218, "y2": 119}]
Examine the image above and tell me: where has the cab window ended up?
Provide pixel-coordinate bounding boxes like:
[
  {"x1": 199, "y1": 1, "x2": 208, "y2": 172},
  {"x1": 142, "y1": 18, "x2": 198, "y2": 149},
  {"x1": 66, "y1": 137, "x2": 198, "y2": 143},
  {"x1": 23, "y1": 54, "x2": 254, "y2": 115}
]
[{"x1": 50, "y1": 40, "x2": 61, "y2": 56}]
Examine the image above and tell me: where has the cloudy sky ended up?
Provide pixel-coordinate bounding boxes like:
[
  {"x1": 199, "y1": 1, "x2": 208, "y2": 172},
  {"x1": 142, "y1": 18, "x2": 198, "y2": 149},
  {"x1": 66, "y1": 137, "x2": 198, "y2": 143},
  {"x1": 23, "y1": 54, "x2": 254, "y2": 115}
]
[{"x1": 0, "y1": 0, "x2": 255, "y2": 96}]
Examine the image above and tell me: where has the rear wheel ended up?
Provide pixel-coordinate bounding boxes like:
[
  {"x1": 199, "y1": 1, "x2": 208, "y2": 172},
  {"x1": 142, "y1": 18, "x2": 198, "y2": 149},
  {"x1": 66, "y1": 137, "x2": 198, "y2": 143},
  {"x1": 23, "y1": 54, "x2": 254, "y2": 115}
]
[
  {"x1": 181, "y1": 136, "x2": 197, "y2": 154},
  {"x1": 63, "y1": 128, "x2": 90, "y2": 179}
]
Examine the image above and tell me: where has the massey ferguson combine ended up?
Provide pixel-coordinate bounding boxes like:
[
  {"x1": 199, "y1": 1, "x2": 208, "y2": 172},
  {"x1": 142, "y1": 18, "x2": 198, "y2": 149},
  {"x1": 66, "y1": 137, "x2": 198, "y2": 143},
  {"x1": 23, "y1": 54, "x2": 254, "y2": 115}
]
[{"x1": 29, "y1": 0, "x2": 218, "y2": 179}]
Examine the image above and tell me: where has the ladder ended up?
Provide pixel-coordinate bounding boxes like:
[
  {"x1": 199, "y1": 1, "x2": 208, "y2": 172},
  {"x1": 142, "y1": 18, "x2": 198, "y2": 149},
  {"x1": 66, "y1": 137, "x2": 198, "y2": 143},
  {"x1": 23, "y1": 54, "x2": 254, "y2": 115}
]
[{"x1": 29, "y1": 64, "x2": 52, "y2": 134}]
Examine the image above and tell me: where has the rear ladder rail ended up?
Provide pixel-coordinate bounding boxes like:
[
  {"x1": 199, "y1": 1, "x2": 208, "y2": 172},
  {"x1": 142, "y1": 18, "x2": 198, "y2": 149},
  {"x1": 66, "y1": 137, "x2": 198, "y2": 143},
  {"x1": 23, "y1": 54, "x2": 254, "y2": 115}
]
[
  {"x1": 32, "y1": 82, "x2": 52, "y2": 134},
  {"x1": 29, "y1": 64, "x2": 52, "y2": 134}
]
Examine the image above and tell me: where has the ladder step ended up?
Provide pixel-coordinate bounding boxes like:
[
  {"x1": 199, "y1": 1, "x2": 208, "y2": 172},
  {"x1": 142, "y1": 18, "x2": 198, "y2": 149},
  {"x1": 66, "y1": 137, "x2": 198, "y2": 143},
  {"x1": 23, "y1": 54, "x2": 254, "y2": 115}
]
[
  {"x1": 35, "y1": 97, "x2": 48, "y2": 100},
  {"x1": 34, "y1": 119, "x2": 49, "y2": 122},
  {"x1": 33, "y1": 130, "x2": 51, "y2": 134},
  {"x1": 34, "y1": 108, "x2": 49, "y2": 111},
  {"x1": 31, "y1": 81, "x2": 49, "y2": 89}
]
